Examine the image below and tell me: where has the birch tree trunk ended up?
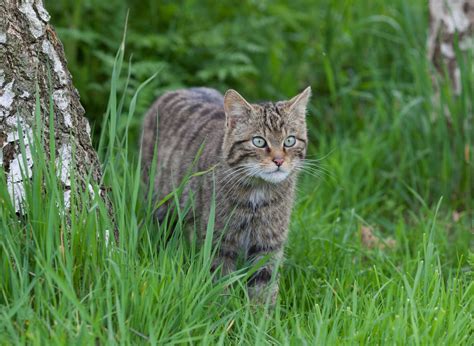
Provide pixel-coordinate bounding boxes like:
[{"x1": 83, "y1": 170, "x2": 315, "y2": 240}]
[
  {"x1": 0, "y1": 0, "x2": 106, "y2": 214},
  {"x1": 428, "y1": 0, "x2": 474, "y2": 94}
]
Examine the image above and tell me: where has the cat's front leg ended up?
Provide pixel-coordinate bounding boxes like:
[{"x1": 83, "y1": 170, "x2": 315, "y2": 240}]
[
  {"x1": 246, "y1": 244, "x2": 283, "y2": 305},
  {"x1": 211, "y1": 246, "x2": 237, "y2": 277}
]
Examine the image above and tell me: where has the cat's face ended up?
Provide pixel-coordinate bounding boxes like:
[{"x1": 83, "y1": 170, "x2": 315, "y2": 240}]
[{"x1": 223, "y1": 87, "x2": 311, "y2": 184}]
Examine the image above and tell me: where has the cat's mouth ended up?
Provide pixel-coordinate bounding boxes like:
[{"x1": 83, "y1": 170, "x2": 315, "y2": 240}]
[{"x1": 258, "y1": 169, "x2": 289, "y2": 184}]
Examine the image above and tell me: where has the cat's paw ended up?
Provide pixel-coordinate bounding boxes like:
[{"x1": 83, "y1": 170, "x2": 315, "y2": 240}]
[{"x1": 248, "y1": 282, "x2": 279, "y2": 306}]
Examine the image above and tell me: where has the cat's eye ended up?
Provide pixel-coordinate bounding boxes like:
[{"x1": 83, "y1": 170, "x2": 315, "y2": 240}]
[
  {"x1": 252, "y1": 136, "x2": 267, "y2": 148},
  {"x1": 284, "y1": 136, "x2": 296, "y2": 147}
]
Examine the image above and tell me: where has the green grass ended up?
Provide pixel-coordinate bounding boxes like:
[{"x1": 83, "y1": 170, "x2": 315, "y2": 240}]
[{"x1": 1, "y1": 0, "x2": 473, "y2": 344}]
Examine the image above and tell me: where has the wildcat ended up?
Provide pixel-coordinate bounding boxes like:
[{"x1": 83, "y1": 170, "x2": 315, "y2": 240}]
[{"x1": 141, "y1": 86, "x2": 311, "y2": 303}]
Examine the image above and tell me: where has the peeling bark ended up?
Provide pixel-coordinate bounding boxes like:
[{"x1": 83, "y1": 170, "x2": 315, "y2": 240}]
[
  {"x1": 0, "y1": 1, "x2": 107, "y2": 216},
  {"x1": 428, "y1": 0, "x2": 474, "y2": 94}
]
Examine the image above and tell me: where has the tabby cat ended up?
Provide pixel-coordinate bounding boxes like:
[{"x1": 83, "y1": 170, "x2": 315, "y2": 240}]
[{"x1": 141, "y1": 86, "x2": 311, "y2": 303}]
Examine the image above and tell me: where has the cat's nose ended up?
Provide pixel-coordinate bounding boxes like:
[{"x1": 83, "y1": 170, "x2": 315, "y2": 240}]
[{"x1": 273, "y1": 158, "x2": 284, "y2": 167}]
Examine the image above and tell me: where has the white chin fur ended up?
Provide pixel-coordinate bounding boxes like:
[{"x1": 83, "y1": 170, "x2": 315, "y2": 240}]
[{"x1": 258, "y1": 170, "x2": 289, "y2": 183}]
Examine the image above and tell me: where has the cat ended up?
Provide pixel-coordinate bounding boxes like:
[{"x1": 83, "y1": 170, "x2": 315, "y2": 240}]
[{"x1": 141, "y1": 86, "x2": 311, "y2": 303}]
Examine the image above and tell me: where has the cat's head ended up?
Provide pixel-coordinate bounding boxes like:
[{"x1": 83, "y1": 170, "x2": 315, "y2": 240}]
[{"x1": 222, "y1": 87, "x2": 311, "y2": 184}]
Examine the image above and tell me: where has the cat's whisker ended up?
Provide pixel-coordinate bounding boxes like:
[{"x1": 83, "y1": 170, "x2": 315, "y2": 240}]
[
  {"x1": 302, "y1": 161, "x2": 332, "y2": 172},
  {"x1": 299, "y1": 163, "x2": 328, "y2": 174},
  {"x1": 220, "y1": 168, "x2": 253, "y2": 198},
  {"x1": 302, "y1": 167, "x2": 332, "y2": 180},
  {"x1": 217, "y1": 165, "x2": 252, "y2": 191},
  {"x1": 217, "y1": 169, "x2": 246, "y2": 187},
  {"x1": 297, "y1": 161, "x2": 334, "y2": 180},
  {"x1": 217, "y1": 164, "x2": 251, "y2": 179},
  {"x1": 296, "y1": 167, "x2": 328, "y2": 181},
  {"x1": 301, "y1": 164, "x2": 332, "y2": 175},
  {"x1": 219, "y1": 167, "x2": 252, "y2": 189},
  {"x1": 215, "y1": 168, "x2": 248, "y2": 205},
  {"x1": 304, "y1": 148, "x2": 336, "y2": 162},
  {"x1": 300, "y1": 159, "x2": 332, "y2": 171}
]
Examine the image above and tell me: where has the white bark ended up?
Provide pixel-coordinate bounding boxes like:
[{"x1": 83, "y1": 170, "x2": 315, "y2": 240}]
[
  {"x1": 428, "y1": 0, "x2": 474, "y2": 94},
  {"x1": 0, "y1": 0, "x2": 106, "y2": 215}
]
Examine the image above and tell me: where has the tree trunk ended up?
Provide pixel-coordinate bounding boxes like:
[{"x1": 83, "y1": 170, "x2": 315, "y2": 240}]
[
  {"x1": 0, "y1": 0, "x2": 105, "y2": 214},
  {"x1": 428, "y1": 0, "x2": 474, "y2": 94}
]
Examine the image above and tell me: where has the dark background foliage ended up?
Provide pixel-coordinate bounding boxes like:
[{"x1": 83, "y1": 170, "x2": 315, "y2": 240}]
[
  {"x1": 47, "y1": 1, "x2": 425, "y2": 136},
  {"x1": 46, "y1": 0, "x2": 471, "y2": 215}
]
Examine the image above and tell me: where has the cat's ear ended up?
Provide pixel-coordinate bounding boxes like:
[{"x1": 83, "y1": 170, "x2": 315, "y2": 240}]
[
  {"x1": 224, "y1": 89, "x2": 253, "y2": 127},
  {"x1": 286, "y1": 86, "x2": 312, "y2": 118}
]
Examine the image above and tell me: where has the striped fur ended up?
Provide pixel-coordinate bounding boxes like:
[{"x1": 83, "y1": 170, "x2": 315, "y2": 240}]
[{"x1": 141, "y1": 86, "x2": 311, "y2": 303}]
